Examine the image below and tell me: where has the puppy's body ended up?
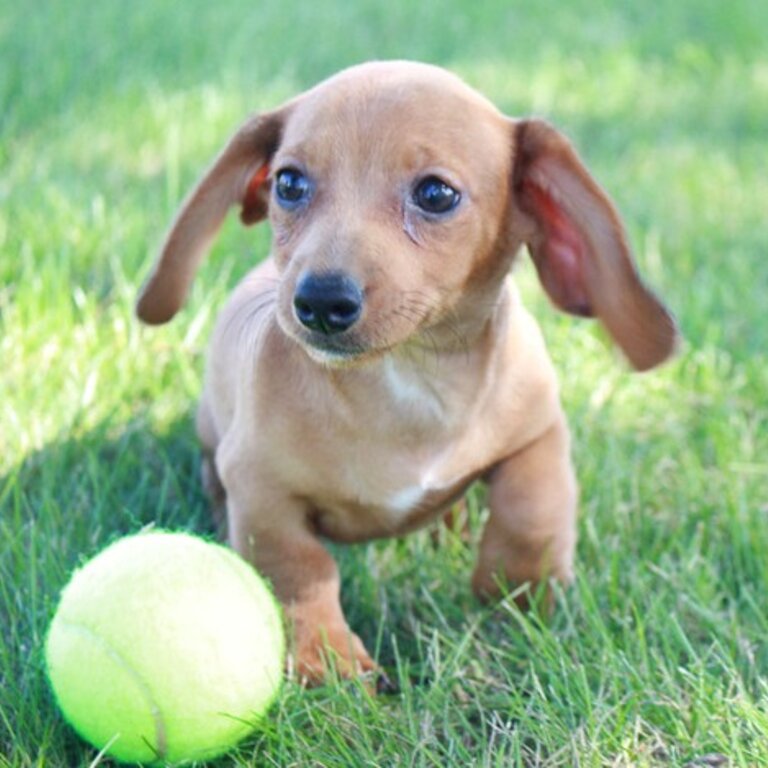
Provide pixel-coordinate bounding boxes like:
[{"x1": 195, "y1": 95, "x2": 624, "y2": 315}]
[
  {"x1": 201, "y1": 264, "x2": 561, "y2": 543},
  {"x1": 138, "y1": 62, "x2": 677, "y2": 683}
]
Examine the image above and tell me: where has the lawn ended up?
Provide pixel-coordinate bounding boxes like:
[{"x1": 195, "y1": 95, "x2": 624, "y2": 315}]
[{"x1": 1, "y1": 1, "x2": 767, "y2": 765}]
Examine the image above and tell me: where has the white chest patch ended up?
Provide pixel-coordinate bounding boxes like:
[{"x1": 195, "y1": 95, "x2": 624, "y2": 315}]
[
  {"x1": 377, "y1": 359, "x2": 468, "y2": 518},
  {"x1": 385, "y1": 464, "x2": 464, "y2": 517},
  {"x1": 387, "y1": 484, "x2": 428, "y2": 515},
  {"x1": 382, "y1": 358, "x2": 445, "y2": 423}
]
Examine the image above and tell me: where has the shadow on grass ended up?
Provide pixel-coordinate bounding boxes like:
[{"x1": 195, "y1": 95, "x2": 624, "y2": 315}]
[
  {"x1": 0, "y1": 411, "x2": 214, "y2": 761},
  {"x1": 1, "y1": 409, "x2": 476, "y2": 761}
]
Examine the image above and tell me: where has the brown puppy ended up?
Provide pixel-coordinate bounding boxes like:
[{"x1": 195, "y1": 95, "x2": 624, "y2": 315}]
[{"x1": 137, "y1": 61, "x2": 678, "y2": 685}]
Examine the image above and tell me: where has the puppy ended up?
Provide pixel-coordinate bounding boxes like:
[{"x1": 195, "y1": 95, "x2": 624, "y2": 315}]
[{"x1": 137, "y1": 61, "x2": 678, "y2": 685}]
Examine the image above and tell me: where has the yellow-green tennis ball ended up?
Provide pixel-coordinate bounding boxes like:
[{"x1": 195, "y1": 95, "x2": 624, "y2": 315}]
[{"x1": 45, "y1": 531, "x2": 284, "y2": 764}]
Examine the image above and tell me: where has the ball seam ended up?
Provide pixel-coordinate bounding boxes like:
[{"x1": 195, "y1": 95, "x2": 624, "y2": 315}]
[{"x1": 54, "y1": 619, "x2": 168, "y2": 759}]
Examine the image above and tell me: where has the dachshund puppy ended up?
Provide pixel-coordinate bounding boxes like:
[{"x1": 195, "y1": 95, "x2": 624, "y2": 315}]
[{"x1": 137, "y1": 61, "x2": 678, "y2": 685}]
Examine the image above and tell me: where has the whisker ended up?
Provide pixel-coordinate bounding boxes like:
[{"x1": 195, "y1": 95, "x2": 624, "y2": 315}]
[
  {"x1": 213, "y1": 279, "x2": 280, "y2": 359},
  {"x1": 239, "y1": 297, "x2": 277, "y2": 347}
]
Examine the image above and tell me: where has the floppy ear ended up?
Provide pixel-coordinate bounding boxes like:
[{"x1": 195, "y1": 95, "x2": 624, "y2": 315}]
[
  {"x1": 136, "y1": 109, "x2": 287, "y2": 325},
  {"x1": 512, "y1": 119, "x2": 679, "y2": 371}
]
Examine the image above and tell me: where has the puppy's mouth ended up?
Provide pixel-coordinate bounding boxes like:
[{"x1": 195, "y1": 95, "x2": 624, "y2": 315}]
[
  {"x1": 276, "y1": 271, "x2": 441, "y2": 367},
  {"x1": 297, "y1": 332, "x2": 383, "y2": 368}
]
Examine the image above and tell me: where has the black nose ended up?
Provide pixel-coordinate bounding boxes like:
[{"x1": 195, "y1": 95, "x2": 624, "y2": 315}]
[{"x1": 293, "y1": 271, "x2": 364, "y2": 335}]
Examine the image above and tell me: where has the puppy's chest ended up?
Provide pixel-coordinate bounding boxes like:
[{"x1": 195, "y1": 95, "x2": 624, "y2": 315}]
[
  {"x1": 310, "y1": 445, "x2": 477, "y2": 541},
  {"x1": 298, "y1": 362, "x2": 490, "y2": 539}
]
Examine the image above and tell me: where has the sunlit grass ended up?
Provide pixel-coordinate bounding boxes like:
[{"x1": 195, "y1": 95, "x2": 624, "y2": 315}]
[{"x1": 2, "y1": 0, "x2": 767, "y2": 765}]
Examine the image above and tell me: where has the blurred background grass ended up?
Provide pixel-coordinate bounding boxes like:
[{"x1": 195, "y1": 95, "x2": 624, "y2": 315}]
[{"x1": 1, "y1": 1, "x2": 767, "y2": 765}]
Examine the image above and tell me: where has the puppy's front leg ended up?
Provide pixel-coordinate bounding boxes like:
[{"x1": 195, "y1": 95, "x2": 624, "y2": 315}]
[
  {"x1": 472, "y1": 417, "x2": 577, "y2": 608},
  {"x1": 227, "y1": 500, "x2": 377, "y2": 686}
]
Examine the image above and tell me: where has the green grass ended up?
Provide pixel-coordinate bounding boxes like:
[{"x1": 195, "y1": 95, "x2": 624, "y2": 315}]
[{"x1": 2, "y1": 1, "x2": 767, "y2": 765}]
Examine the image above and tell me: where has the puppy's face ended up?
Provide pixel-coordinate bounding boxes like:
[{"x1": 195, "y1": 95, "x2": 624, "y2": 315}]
[
  {"x1": 267, "y1": 67, "x2": 513, "y2": 365},
  {"x1": 137, "y1": 61, "x2": 678, "y2": 372}
]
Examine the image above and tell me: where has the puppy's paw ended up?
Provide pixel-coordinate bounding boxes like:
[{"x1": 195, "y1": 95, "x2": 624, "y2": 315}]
[{"x1": 290, "y1": 623, "x2": 378, "y2": 687}]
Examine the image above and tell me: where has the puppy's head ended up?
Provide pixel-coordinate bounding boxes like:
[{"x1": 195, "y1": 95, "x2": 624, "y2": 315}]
[{"x1": 137, "y1": 61, "x2": 678, "y2": 370}]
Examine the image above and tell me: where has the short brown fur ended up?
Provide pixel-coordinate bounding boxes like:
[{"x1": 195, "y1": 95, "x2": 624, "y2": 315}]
[{"x1": 137, "y1": 61, "x2": 678, "y2": 684}]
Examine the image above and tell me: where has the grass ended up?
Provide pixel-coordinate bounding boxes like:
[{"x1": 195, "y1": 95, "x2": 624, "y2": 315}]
[{"x1": 1, "y1": 0, "x2": 767, "y2": 765}]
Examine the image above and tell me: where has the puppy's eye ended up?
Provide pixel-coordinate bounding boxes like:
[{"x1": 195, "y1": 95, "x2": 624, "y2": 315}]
[
  {"x1": 275, "y1": 168, "x2": 312, "y2": 207},
  {"x1": 412, "y1": 176, "x2": 461, "y2": 215}
]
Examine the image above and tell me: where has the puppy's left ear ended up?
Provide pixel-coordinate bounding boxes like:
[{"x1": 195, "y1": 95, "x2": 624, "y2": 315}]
[
  {"x1": 136, "y1": 109, "x2": 286, "y2": 325},
  {"x1": 512, "y1": 119, "x2": 679, "y2": 371}
]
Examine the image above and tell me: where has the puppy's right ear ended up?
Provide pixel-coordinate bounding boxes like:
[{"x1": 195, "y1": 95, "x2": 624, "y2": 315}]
[
  {"x1": 512, "y1": 119, "x2": 679, "y2": 371},
  {"x1": 136, "y1": 109, "x2": 287, "y2": 325}
]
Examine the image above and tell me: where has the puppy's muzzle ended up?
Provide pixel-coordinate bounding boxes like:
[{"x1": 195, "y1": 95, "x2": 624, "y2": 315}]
[{"x1": 293, "y1": 271, "x2": 364, "y2": 335}]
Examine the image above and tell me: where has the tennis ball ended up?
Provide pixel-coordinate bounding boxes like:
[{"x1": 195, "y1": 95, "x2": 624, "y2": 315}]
[{"x1": 45, "y1": 531, "x2": 284, "y2": 764}]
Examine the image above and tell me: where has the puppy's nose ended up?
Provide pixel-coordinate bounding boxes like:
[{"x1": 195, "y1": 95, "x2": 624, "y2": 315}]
[{"x1": 293, "y1": 272, "x2": 364, "y2": 335}]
